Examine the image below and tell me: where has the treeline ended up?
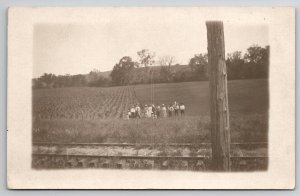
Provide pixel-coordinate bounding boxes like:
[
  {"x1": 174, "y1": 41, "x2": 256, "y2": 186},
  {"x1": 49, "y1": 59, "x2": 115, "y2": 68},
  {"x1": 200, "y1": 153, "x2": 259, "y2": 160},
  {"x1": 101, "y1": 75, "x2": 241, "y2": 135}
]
[
  {"x1": 32, "y1": 70, "x2": 111, "y2": 88},
  {"x1": 33, "y1": 44, "x2": 269, "y2": 88}
]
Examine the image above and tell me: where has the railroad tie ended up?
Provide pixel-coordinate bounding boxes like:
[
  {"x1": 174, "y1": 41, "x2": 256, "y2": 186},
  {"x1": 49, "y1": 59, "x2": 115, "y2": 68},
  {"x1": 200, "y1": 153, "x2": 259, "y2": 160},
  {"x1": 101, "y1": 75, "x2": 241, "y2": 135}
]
[
  {"x1": 144, "y1": 160, "x2": 154, "y2": 169},
  {"x1": 237, "y1": 160, "x2": 247, "y2": 170},
  {"x1": 115, "y1": 159, "x2": 127, "y2": 169},
  {"x1": 77, "y1": 158, "x2": 88, "y2": 168},
  {"x1": 89, "y1": 159, "x2": 99, "y2": 168},
  {"x1": 195, "y1": 160, "x2": 206, "y2": 171},
  {"x1": 67, "y1": 158, "x2": 78, "y2": 168},
  {"x1": 133, "y1": 160, "x2": 140, "y2": 169},
  {"x1": 162, "y1": 160, "x2": 169, "y2": 169},
  {"x1": 102, "y1": 159, "x2": 111, "y2": 168},
  {"x1": 40, "y1": 156, "x2": 50, "y2": 168},
  {"x1": 181, "y1": 160, "x2": 189, "y2": 170}
]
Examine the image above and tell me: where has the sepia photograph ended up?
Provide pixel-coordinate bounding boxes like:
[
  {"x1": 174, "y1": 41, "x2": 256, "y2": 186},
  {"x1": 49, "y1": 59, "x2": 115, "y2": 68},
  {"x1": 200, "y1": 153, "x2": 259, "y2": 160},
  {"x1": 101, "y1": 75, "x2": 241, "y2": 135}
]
[
  {"x1": 7, "y1": 7, "x2": 294, "y2": 189},
  {"x1": 31, "y1": 16, "x2": 269, "y2": 172}
]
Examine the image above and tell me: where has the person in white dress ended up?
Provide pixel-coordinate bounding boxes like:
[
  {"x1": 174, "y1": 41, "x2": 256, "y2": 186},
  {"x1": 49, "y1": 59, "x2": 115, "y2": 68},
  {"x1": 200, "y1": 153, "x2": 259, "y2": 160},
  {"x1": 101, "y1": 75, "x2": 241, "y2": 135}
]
[
  {"x1": 126, "y1": 110, "x2": 130, "y2": 119},
  {"x1": 144, "y1": 104, "x2": 150, "y2": 118},
  {"x1": 161, "y1": 104, "x2": 167, "y2": 118},
  {"x1": 135, "y1": 104, "x2": 141, "y2": 118},
  {"x1": 147, "y1": 104, "x2": 153, "y2": 118},
  {"x1": 179, "y1": 103, "x2": 185, "y2": 116}
]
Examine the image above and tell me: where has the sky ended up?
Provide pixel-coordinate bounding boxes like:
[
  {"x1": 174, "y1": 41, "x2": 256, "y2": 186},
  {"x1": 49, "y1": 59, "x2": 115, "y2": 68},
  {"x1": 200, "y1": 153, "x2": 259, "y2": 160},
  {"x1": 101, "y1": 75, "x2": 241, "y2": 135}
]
[{"x1": 33, "y1": 21, "x2": 269, "y2": 78}]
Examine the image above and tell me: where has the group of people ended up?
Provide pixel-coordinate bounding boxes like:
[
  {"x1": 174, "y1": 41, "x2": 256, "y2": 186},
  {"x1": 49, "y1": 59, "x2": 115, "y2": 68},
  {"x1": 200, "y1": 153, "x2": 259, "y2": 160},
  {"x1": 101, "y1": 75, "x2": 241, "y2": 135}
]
[{"x1": 125, "y1": 101, "x2": 186, "y2": 119}]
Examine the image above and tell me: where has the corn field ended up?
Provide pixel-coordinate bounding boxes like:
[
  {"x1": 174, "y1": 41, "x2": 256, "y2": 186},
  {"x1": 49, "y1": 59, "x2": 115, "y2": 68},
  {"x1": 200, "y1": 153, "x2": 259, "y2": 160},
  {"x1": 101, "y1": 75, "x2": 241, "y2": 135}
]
[{"x1": 33, "y1": 86, "x2": 139, "y2": 120}]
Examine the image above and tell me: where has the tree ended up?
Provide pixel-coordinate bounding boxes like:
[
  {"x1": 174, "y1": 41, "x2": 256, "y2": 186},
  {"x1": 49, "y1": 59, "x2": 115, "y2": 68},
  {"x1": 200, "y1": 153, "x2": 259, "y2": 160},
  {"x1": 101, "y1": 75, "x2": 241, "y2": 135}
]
[
  {"x1": 71, "y1": 74, "x2": 87, "y2": 87},
  {"x1": 32, "y1": 78, "x2": 45, "y2": 88},
  {"x1": 243, "y1": 45, "x2": 269, "y2": 78},
  {"x1": 158, "y1": 55, "x2": 175, "y2": 68},
  {"x1": 261, "y1": 45, "x2": 270, "y2": 78},
  {"x1": 88, "y1": 75, "x2": 110, "y2": 87},
  {"x1": 226, "y1": 51, "x2": 244, "y2": 79},
  {"x1": 188, "y1": 53, "x2": 208, "y2": 80},
  {"x1": 86, "y1": 69, "x2": 101, "y2": 84},
  {"x1": 244, "y1": 44, "x2": 265, "y2": 64},
  {"x1": 159, "y1": 66, "x2": 172, "y2": 83},
  {"x1": 137, "y1": 49, "x2": 155, "y2": 67},
  {"x1": 158, "y1": 55, "x2": 175, "y2": 82},
  {"x1": 110, "y1": 56, "x2": 137, "y2": 86},
  {"x1": 40, "y1": 73, "x2": 56, "y2": 88}
]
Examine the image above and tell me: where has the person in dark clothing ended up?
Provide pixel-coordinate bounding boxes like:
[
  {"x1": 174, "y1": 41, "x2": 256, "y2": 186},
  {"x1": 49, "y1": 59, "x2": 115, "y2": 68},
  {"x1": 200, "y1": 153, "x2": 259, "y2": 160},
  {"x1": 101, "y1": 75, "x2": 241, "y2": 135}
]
[
  {"x1": 156, "y1": 105, "x2": 161, "y2": 118},
  {"x1": 168, "y1": 104, "x2": 173, "y2": 117},
  {"x1": 130, "y1": 105, "x2": 136, "y2": 118}
]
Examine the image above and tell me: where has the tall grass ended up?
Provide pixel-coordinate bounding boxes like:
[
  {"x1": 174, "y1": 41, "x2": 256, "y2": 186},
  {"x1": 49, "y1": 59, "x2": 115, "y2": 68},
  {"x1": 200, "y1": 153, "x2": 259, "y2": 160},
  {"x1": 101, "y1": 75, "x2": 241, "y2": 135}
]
[{"x1": 33, "y1": 113, "x2": 267, "y2": 144}]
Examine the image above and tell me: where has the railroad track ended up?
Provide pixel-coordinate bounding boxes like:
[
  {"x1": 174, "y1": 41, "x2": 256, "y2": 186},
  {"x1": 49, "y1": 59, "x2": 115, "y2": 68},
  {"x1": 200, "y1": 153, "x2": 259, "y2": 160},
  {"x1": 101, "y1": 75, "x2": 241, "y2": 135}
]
[
  {"x1": 32, "y1": 142, "x2": 268, "y2": 171},
  {"x1": 33, "y1": 141, "x2": 268, "y2": 149}
]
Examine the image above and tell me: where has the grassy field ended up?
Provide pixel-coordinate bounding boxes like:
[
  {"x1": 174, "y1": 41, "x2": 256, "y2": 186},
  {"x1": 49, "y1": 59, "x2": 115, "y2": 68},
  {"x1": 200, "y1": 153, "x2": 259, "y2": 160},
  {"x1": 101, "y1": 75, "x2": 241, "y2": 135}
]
[
  {"x1": 133, "y1": 79, "x2": 268, "y2": 116},
  {"x1": 33, "y1": 79, "x2": 268, "y2": 143}
]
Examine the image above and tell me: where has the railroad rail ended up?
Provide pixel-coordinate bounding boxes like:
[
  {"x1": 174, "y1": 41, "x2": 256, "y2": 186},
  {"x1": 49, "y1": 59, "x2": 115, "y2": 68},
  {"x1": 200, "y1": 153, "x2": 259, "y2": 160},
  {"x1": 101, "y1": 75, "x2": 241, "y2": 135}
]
[
  {"x1": 32, "y1": 142, "x2": 268, "y2": 171},
  {"x1": 33, "y1": 141, "x2": 268, "y2": 147}
]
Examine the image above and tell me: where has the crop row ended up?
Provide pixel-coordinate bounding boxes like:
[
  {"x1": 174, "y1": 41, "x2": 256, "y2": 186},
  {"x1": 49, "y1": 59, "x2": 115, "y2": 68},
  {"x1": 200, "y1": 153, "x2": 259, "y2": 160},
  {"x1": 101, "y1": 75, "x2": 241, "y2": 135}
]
[{"x1": 33, "y1": 86, "x2": 139, "y2": 120}]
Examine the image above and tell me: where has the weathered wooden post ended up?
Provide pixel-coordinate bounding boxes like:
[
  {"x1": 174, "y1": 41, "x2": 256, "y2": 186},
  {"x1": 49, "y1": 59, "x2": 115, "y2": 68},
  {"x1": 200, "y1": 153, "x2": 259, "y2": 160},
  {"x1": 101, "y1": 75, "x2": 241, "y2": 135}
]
[{"x1": 206, "y1": 21, "x2": 230, "y2": 171}]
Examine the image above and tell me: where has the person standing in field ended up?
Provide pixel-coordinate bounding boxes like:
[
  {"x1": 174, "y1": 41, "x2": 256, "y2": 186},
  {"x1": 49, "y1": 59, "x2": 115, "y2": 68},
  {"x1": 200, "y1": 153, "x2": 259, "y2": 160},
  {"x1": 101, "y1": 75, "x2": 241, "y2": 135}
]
[
  {"x1": 168, "y1": 104, "x2": 173, "y2": 117},
  {"x1": 179, "y1": 103, "x2": 185, "y2": 116},
  {"x1": 149, "y1": 104, "x2": 153, "y2": 118},
  {"x1": 126, "y1": 109, "x2": 131, "y2": 120},
  {"x1": 148, "y1": 104, "x2": 153, "y2": 117},
  {"x1": 149, "y1": 104, "x2": 152, "y2": 116},
  {"x1": 144, "y1": 104, "x2": 148, "y2": 118},
  {"x1": 151, "y1": 104, "x2": 156, "y2": 118},
  {"x1": 135, "y1": 104, "x2": 141, "y2": 118},
  {"x1": 161, "y1": 104, "x2": 167, "y2": 118},
  {"x1": 171, "y1": 105, "x2": 175, "y2": 114},
  {"x1": 156, "y1": 104, "x2": 161, "y2": 118},
  {"x1": 130, "y1": 105, "x2": 136, "y2": 118},
  {"x1": 145, "y1": 104, "x2": 151, "y2": 118},
  {"x1": 174, "y1": 101, "x2": 179, "y2": 116}
]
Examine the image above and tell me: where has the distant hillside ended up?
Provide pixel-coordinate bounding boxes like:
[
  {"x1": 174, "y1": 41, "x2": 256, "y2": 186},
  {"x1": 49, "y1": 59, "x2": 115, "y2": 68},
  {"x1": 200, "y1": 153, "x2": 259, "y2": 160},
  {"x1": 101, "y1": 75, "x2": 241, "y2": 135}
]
[
  {"x1": 109, "y1": 64, "x2": 198, "y2": 86},
  {"x1": 98, "y1": 70, "x2": 111, "y2": 78},
  {"x1": 94, "y1": 65, "x2": 190, "y2": 79}
]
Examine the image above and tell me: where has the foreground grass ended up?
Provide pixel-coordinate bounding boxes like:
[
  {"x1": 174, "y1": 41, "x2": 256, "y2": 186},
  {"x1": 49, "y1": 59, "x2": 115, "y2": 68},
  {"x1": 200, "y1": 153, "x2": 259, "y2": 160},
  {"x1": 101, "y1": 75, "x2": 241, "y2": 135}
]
[{"x1": 33, "y1": 113, "x2": 268, "y2": 144}]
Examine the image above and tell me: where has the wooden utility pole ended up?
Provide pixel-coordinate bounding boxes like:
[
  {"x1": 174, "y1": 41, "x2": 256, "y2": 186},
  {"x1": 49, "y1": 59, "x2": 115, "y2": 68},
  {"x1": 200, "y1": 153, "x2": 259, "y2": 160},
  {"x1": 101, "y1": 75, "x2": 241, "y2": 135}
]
[{"x1": 206, "y1": 21, "x2": 230, "y2": 171}]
